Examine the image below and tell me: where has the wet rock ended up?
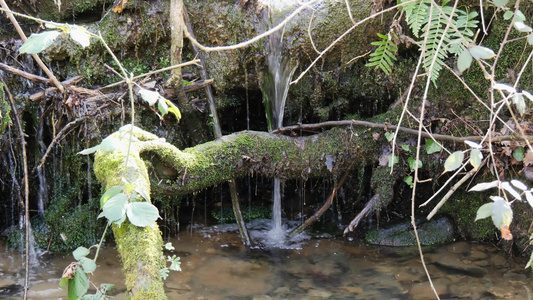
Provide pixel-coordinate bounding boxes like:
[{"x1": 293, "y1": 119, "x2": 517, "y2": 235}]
[
  {"x1": 339, "y1": 286, "x2": 363, "y2": 294},
  {"x1": 365, "y1": 216, "x2": 456, "y2": 246},
  {"x1": 432, "y1": 255, "x2": 487, "y2": 278},
  {"x1": 307, "y1": 288, "x2": 332, "y2": 298},
  {"x1": 446, "y1": 241, "x2": 471, "y2": 254},
  {"x1": 408, "y1": 277, "x2": 450, "y2": 300}
]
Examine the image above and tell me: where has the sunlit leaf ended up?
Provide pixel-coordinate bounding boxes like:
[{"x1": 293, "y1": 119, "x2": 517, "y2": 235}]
[
  {"x1": 78, "y1": 257, "x2": 96, "y2": 273},
  {"x1": 404, "y1": 175, "x2": 413, "y2": 187},
  {"x1": 160, "y1": 268, "x2": 169, "y2": 280},
  {"x1": 464, "y1": 140, "x2": 482, "y2": 149},
  {"x1": 73, "y1": 247, "x2": 90, "y2": 260},
  {"x1": 425, "y1": 139, "x2": 442, "y2": 154},
  {"x1": 502, "y1": 181, "x2": 522, "y2": 200},
  {"x1": 388, "y1": 153, "x2": 399, "y2": 167},
  {"x1": 168, "y1": 255, "x2": 181, "y2": 271},
  {"x1": 523, "y1": 90, "x2": 533, "y2": 102},
  {"x1": 165, "y1": 100, "x2": 182, "y2": 121},
  {"x1": 514, "y1": 22, "x2": 533, "y2": 33},
  {"x1": 490, "y1": 195, "x2": 505, "y2": 202},
  {"x1": 385, "y1": 132, "x2": 394, "y2": 142},
  {"x1": 100, "y1": 186, "x2": 122, "y2": 209},
  {"x1": 511, "y1": 179, "x2": 527, "y2": 191},
  {"x1": 69, "y1": 26, "x2": 91, "y2": 48},
  {"x1": 408, "y1": 156, "x2": 422, "y2": 171},
  {"x1": 138, "y1": 89, "x2": 160, "y2": 106},
  {"x1": 19, "y1": 31, "x2": 61, "y2": 54},
  {"x1": 158, "y1": 98, "x2": 169, "y2": 116},
  {"x1": 68, "y1": 267, "x2": 89, "y2": 300},
  {"x1": 126, "y1": 202, "x2": 160, "y2": 228},
  {"x1": 475, "y1": 202, "x2": 493, "y2": 221},
  {"x1": 525, "y1": 191, "x2": 533, "y2": 209},
  {"x1": 515, "y1": 10, "x2": 526, "y2": 22},
  {"x1": 503, "y1": 10, "x2": 514, "y2": 20},
  {"x1": 165, "y1": 242, "x2": 175, "y2": 251},
  {"x1": 101, "y1": 193, "x2": 128, "y2": 222},
  {"x1": 469, "y1": 180, "x2": 499, "y2": 192},
  {"x1": 443, "y1": 151, "x2": 464, "y2": 173},
  {"x1": 469, "y1": 45, "x2": 495, "y2": 60},
  {"x1": 457, "y1": 49, "x2": 472, "y2": 73},
  {"x1": 491, "y1": 0, "x2": 508, "y2": 8},
  {"x1": 528, "y1": 34, "x2": 533, "y2": 46},
  {"x1": 493, "y1": 83, "x2": 516, "y2": 93},
  {"x1": 500, "y1": 224, "x2": 513, "y2": 240},
  {"x1": 513, "y1": 147, "x2": 525, "y2": 162},
  {"x1": 512, "y1": 93, "x2": 526, "y2": 115},
  {"x1": 401, "y1": 144, "x2": 410, "y2": 152},
  {"x1": 78, "y1": 144, "x2": 100, "y2": 155},
  {"x1": 134, "y1": 188, "x2": 150, "y2": 202},
  {"x1": 469, "y1": 148, "x2": 483, "y2": 171},
  {"x1": 59, "y1": 277, "x2": 68, "y2": 288},
  {"x1": 491, "y1": 198, "x2": 513, "y2": 229},
  {"x1": 100, "y1": 136, "x2": 116, "y2": 152}
]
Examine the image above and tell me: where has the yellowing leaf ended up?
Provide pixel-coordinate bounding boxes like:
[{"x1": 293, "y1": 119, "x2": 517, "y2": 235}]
[
  {"x1": 469, "y1": 148, "x2": 483, "y2": 171},
  {"x1": 165, "y1": 99, "x2": 182, "y2": 121},
  {"x1": 469, "y1": 45, "x2": 495, "y2": 60},
  {"x1": 69, "y1": 26, "x2": 91, "y2": 48},
  {"x1": 443, "y1": 151, "x2": 464, "y2": 173}
]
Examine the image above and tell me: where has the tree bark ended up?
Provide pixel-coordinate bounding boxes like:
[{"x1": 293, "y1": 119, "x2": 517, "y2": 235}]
[{"x1": 168, "y1": 0, "x2": 187, "y2": 102}]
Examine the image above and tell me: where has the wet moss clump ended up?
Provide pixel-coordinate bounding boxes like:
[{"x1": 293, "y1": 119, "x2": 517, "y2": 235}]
[
  {"x1": 0, "y1": 83, "x2": 10, "y2": 134},
  {"x1": 212, "y1": 206, "x2": 272, "y2": 223}
]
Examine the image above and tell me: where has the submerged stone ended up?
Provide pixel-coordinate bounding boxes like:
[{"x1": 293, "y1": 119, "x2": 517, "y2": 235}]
[{"x1": 365, "y1": 216, "x2": 456, "y2": 246}]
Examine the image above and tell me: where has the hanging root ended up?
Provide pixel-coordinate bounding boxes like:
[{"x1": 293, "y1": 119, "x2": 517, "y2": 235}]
[{"x1": 344, "y1": 193, "x2": 381, "y2": 235}]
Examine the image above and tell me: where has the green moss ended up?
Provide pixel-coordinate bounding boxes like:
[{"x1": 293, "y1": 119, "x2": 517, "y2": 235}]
[
  {"x1": 0, "y1": 83, "x2": 10, "y2": 134},
  {"x1": 212, "y1": 206, "x2": 272, "y2": 223}
]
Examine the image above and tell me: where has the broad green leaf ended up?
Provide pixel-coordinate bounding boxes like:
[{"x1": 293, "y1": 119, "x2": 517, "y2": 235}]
[
  {"x1": 78, "y1": 145, "x2": 100, "y2": 155},
  {"x1": 101, "y1": 193, "x2": 128, "y2": 222},
  {"x1": 158, "y1": 98, "x2": 169, "y2": 116},
  {"x1": 126, "y1": 202, "x2": 160, "y2": 228},
  {"x1": 515, "y1": 10, "x2": 526, "y2": 22},
  {"x1": 19, "y1": 31, "x2": 61, "y2": 54},
  {"x1": 513, "y1": 147, "x2": 525, "y2": 162},
  {"x1": 166, "y1": 100, "x2": 182, "y2": 121},
  {"x1": 78, "y1": 257, "x2": 96, "y2": 273},
  {"x1": 528, "y1": 33, "x2": 533, "y2": 46},
  {"x1": 469, "y1": 180, "x2": 499, "y2": 192},
  {"x1": 475, "y1": 202, "x2": 493, "y2": 221},
  {"x1": 100, "y1": 186, "x2": 122, "y2": 209},
  {"x1": 464, "y1": 140, "x2": 482, "y2": 149},
  {"x1": 68, "y1": 267, "x2": 89, "y2": 300},
  {"x1": 503, "y1": 10, "x2": 514, "y2": 20},
  {"x1": 511, "y1": 179, "x2": 527, "y2": 191},
  {"x1": 491, "y1": 198, "x2": 513, "y2": 229},
  {"x1": 457, "y1": 49, "x2": 472, "y2": 73},
  {"x1": 388, "y1": 154, "x2": 399, "y2": 167},
  {"x1": 73, "y1": 247, "x2": 90, "y2": 260},
  {"x1": 512, "y1": 93, "x2": 526, "y2": 115},
  {"x1": 443, "y1": 151, "x2": 464, "y2": 173},
  {"x1": 491, "y1": 0, "x2": 508, "y2": 8},
  {"x1": 469, "y1": 149, "x2": 483, "y2": 171},
  {"x1": 469, "y1": 45, "x2": 495, "y2": 60},
  {"x1": 408, "y1": 157, "x2": 422, "y2": 171},
  {"x1": 514, "y1": 22, "x2": 533, "y2": 33},
  {"x1": 113, "y1": 214, "x2": 126, "y2": 227},
  {"x1": 425, "y1": 139, "x2": 442, "y2": 154},
  {"x1": 100, "y1": 136, "x2": 116, "y2": 152},
  {"x1": 69, "y1": 26, "x2": 90, "y2": 48},
  {"x1": 502, "y1": 181, "x2": 521, "y2": 200},
  {"x1": 59, "y1": 277, "x2": 68, "y2": 288},
  {"x1": 404, "y1": 175, "x2": 413, "y2": 187},
  {"x1": 401, "y1": 144, "x2": 410, "y2": 152},
  {"x1": 384, "y1": 132, "x2": 394, "y2": 142},
  {"x1": 138, "y1": 89, "x2": 160, "y2": 106}
]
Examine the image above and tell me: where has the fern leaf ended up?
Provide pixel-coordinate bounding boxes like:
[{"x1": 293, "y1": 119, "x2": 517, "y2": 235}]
[{"x1": 365, "y1": 32, "x2": 398, "y2": 75}]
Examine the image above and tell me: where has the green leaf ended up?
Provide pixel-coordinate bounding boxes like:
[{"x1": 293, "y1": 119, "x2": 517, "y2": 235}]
[
  {"x1": 388, "y1": 154, "x2": 399, "y2": 167},
  {"x1": 514, "y1": 22, "x2": 533, "y2": 33},
  {"x1": 513, "y1": 147, "x2": 525, "y2": 162},
  {"x1": 78, "y1": 145, "x2": 100, "y2": 155},
  {"x1": 491, "y1": 198, "x2": 513, "y2": 229},
  {"x1": 443, "y1": 151, "x2": 464, "y2": 173},
  {"x1": 158, "y1": 98, "x2": 169, "y2": 116},
  {"x1": 165, "y1": 100, "x2": 182, "y2": 121},
  {"x1": 503, "y1": 10, "x2": 514, "y2": 20},
  {"x1": 515, "y1": 10, "x2": 526, "y2": 22},
  {"x1": 79, "y1": 257, "x2": 96, "y2": 273},
  {"x1": 126, "y1": 202, "x2": 160, "y2": 228},
  {"x1": 526, "y1": 252, "x2": 533, "y2": 269},
  {"x1": 457, "y1": 49, "x2": 472, "y2": 73},
  {"x1": 168, "y1": 255, "x2": 182, "y2": 271},
  {"x1": 512, "y1": 93, "x2": 526, "y2": 115},
  {"x1": 134, "y1": 188, "x2": 150, "y2": 202},
  {"x1": 138, "y1": 89, "x2": 161, "y2": 106},
  {"x1": 475, "y1": 202, "x2": 493, "y2": 221},
  {"x1": 492, "y1": 0, "x2": 508, "y2": 8},
  {"x1": 425, "y1": 139, "x2": 442, "y2": 154},
  {"x1": 408, "y1": 157, "x2": 422, "y2": 171},
  {"x1": 59, "y1": 277, "x2": 69, "y2": 288},
  {"x1": 160, "y1": 268, "x2": 169, "y2": 280},
  {"x1": 469, "y1": 45, "x2": 495, "y2": 60},
  {"x1": 165, "y1": 242, "x2": 175, "y2": 251},
  {"x1": 100, "y1": 186, "x2": 122, "y2": 209},
  {"x1": 69, "y1": 26, "x2": 90, "y2": 48},
  {"x1": 68, "y1": 267, "x2": 89, "y2": 300},
  {"x1": 528, "y1": 33, "x2": 533, "y2": 46},
  {"x1": 19, "y1": 31, "x2": 61, "y2": 54},
  {"x1": 73, "y1": 247, "x2": 90, "y2": 260},
  {"x1": 384, "y1": 132, "x2": 394, "y2": 142},
  {"x1": 401, "y1": 144, "x2": 410, "y2": 152},
  {"x1": 99, "y1": 136, "x2": 116, "y2": 152},
  {"x1": 101, "y1": 193, "x2": 128, "y2": 222},
  {"x1": 404, "y1": 175, "x2": 413, "y2": 187},
  {"x1": 469, "y1": 149, "x2": 483, "y2": 171}
]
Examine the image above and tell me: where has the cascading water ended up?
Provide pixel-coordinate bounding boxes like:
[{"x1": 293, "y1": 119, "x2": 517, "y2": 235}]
[
  {"x1": 262, "y1": 2, "x2": 298, "y2": 247},
  {"x1": 36, "y1": 106, "x2": 48, "y2": 216}
]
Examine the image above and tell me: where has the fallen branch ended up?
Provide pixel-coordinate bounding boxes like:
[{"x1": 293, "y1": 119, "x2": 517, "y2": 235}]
[
  {"x1": 29, "y1": 76, "x2": 84, "y2": 101},
  {"x1": 183, "y1": 79, "x2": 214, "y2": 93},
  {"x1": 0, "y1": 62, "x2": 50, "y2": 83}
]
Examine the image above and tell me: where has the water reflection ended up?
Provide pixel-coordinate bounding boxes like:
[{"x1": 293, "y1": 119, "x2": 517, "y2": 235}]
[{"x1": 1, "y1": 221, "x2": 531, "y2": 299}]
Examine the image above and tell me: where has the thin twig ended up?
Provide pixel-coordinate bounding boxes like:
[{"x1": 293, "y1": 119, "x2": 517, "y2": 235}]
[{"x1": 0, "y1": 62, "x2": 50, "y2": 83}]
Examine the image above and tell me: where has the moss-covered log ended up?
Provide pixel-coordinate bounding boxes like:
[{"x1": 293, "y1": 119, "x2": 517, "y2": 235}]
[{"x1": 93, "y1": 127, "x2": 166, "y2": 300}]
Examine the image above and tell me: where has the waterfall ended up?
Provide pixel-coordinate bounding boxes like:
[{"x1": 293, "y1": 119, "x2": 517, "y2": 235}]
[{"x1": 262, "y1": 3, "x2": 297, "y2": 246}]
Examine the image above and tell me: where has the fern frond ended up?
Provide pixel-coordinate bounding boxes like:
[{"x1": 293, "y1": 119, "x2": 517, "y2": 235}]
[
  {"x1": 402, "y1": 0, "x2": 432, "y2": 38},
  {"x1": 365, "y1": 32, "x2": 398, "y2": 75}
]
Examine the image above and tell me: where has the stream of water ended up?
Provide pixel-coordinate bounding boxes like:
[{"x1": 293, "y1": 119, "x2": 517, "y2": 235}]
[{"x1": 1, "y1": 220, "x2": 531, "y2": 299}]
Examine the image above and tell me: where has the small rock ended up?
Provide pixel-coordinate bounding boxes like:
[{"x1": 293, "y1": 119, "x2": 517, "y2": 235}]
[
  {"x1": 307, "y1": 288, "x2": 332, "y2": 298},
  {"x1": 339, "y1": 286, "x2": 363, "y2": 294}
]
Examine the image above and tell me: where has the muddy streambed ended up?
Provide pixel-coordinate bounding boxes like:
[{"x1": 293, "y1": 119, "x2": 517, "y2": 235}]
[{"x1": 0, "y1": 220, "x2": 531, "y2": 299}]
